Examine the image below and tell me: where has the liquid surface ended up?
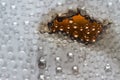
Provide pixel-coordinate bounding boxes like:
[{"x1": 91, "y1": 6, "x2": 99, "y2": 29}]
[{"x1": 49, "y1": 14, "x2": 103, "y2": 43}]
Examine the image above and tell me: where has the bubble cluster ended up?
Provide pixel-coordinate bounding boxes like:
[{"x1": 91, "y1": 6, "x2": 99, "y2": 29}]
[{"x1": 0, "y1": 0, "x2": 120, "y2": 80}]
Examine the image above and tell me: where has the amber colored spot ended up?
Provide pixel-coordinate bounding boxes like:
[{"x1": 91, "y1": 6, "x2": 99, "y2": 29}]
[{"x1": 48, "y1": 14, "x2": 103, "y2": 44}]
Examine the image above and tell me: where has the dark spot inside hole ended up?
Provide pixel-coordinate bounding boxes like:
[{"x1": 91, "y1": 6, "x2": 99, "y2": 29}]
[
  {"x1": 48, "y1": 22, "x2": 53, "y2": 29},
  {"x1": 56, "y1": 17, "x2": 64, "y2": 22}
]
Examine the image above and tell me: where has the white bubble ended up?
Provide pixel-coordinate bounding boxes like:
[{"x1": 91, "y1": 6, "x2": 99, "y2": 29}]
[
  {"x1": 1, "y1": 2, "x2": 6, "y2": 6},
  {"x1": 11, "y1": 5, "x2": 16, "y2": 9}
]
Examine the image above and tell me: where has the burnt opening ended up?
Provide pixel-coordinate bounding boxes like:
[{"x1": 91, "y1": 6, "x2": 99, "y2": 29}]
[{"x1": 46, "y1": 8, "x2": 111, "y2": 45}]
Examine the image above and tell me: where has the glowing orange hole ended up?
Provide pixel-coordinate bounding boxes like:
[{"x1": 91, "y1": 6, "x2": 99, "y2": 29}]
[{"x1": 48, "y1": 14, "x2": 103, "y2": 44}]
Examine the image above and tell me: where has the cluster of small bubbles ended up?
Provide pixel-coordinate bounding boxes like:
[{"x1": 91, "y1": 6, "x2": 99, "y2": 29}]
[
  {"x1": 0, "y1": 0, "x2": 47, "y2": 80},
  {"x1": 0, "y1": 0, "x2": 120, "y2": 80}
]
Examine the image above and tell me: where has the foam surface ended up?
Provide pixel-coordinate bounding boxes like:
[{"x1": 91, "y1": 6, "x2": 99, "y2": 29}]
[{"x1": 0, "y1": 0, "x2": 120, "y2": 80}]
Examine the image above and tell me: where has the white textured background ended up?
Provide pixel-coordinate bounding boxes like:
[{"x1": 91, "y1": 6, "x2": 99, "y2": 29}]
[{"x1": 0, "y1": 0, "x2": 120, "y2": 80}]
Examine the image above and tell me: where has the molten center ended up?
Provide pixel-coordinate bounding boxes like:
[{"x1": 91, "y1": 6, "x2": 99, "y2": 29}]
[{"x1": 49, "y1": 14, "x2": 103, "y2": 43}]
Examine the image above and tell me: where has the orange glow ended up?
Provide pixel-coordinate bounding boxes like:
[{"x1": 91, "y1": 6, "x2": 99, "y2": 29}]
[{"x1": 49, "y1": 14, "x2": 103, "y2": 44}]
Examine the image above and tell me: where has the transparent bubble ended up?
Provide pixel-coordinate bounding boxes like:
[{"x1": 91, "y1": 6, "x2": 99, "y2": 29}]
[
  {"x1": 29, "y1": 13, "x2": 34, "y2": 17},
  {"x1": 67, "y1": 52, "x2": 74, "y2": 62},
  {"x1": 12, "y1": 22, "x2": 18, "y2": 26},
  {"x1": 24, "y1": 21, "x2": 30, "y2": 25},
  {"x1": 104, "y1": 63, "x2": 112, "y2": 76},
  {"x1": 39, "y1": 74, "x2": 45, "y2": 80},
  {"x1": 72, "y1": 65, "x2": 79, "y2": 75},
  {"x1": 55, "y1": 56, "x2": 61, "y2": 62},
  {"x1": 11, "y1": 5, "x2": 16, "y2": 9},
  {"x1": 38, "y1": 57, "x2": 46, "y2": 69},
  {"x1": 104, "y1": 64, "x2": 112, "y2": 72},
  {"x1": 56, "y1": 66, "x2": 62, "y2": 73},
  {"x1": 7, "y1": 51, "x2": 14, "y2": 60},
  {"x1": 108, "y1": 2, "x2": 112, "y2": 6}
]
